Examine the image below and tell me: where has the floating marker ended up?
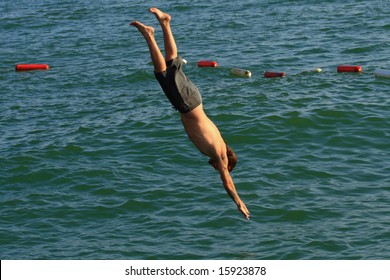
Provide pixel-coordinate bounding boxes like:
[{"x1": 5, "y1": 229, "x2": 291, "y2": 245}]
[
  {"x1": 182, "y1": 58, "x2": 188, "y2": 64},
  {"x1": 374, "y1": 69, "x2": 390, "y2": 78},
  {"x1": 197, "y1": 60, "x2": 218, "y2": 67},
  {"x1": 337, "y1": 65, "x2": 362, "y2": 73},
  {"x1": 300, "y1": 68, "x2": 322, "y2": 74},
  {"x1": 231, "y1": 68, "x2": 251, "y2": 77},
  {"x1": 15, "y1": 64, "x2": 49, "y2": 71},
  {"x1": 264, "y1": 71, "x2": 286, "y2": 78}
]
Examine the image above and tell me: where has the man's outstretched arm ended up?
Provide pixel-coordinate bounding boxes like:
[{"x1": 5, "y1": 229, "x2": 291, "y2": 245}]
[{"x1": 217, "y1": 159, "x2": 250, "y2": 219}]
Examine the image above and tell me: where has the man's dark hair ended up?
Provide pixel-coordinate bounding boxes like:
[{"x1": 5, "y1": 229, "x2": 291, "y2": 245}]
[{"x1": 208, "y1": 145, "x2": 237, "y2": 172}]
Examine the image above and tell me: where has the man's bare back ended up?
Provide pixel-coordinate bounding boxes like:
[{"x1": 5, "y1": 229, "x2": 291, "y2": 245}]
[
  {"x1": 130, "y1": 7, "x2": 250, "y2": 219},
  {"x1": 180, "y1": 104, "x2": 224, "y2": 160}
]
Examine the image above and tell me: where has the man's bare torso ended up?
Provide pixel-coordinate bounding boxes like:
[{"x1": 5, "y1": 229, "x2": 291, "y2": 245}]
[{"x1": 180, "y1": 104, "x2": 227, "y2": 161}]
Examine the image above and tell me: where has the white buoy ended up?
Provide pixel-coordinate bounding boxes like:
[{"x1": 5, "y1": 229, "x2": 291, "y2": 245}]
[
  {"x1": 374, "y1": 69, "x2": 390, "y2": 78},
  {"x1": 182, "y1": 58, "x2": 188, "y2": 64},
  {"x1": 300, "y1": 68, "x2": 322, "y2": 74},
  {"x1": 231, "y1": 68, "x2": 251, "y2": 77}
]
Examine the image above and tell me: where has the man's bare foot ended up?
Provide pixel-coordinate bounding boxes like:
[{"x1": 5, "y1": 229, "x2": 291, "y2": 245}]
[
  {"x1": 130, "y1": 21, "x2": 155, "y2": 38},
  {"x1": 149, "y1": 7, "x2": 171, "y2": 24}
]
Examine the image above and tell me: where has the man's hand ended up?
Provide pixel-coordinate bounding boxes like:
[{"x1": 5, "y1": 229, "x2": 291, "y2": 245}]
[{"x1": 238, "y1": 201, "x2": 250, "y2": 220}]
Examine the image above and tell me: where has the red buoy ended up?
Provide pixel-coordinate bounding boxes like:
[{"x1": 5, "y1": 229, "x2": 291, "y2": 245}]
[
  {"x1": 197, "y1": 60, "x2": 218, "y2": 67},
  {"x1": 337, "y1": 65, "x2": 362, "y2": 73},
  {"x1": 15, "y1": 64, "x2": 49, "y2": 71},
  {"x1": 264, "y1": 71, "x2": 286, "y2": 78}
]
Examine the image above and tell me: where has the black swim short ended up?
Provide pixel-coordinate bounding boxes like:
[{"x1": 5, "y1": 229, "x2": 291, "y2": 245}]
[{"x1": 155, "y1": 57, "x2": 202, "y2": 113}]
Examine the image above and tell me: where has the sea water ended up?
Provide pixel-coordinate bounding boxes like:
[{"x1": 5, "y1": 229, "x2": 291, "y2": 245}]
[{"x1": 1, "y1": 0, "x2": 389, "y2": 259}]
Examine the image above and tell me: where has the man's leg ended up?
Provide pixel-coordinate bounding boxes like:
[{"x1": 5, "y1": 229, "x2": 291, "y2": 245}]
[
  {"x1": 130, "y1": 21, "x2": 167, "y2": 73},
  {"x1": 149, "y1": 7, "x2": 177, "y2": 61}
]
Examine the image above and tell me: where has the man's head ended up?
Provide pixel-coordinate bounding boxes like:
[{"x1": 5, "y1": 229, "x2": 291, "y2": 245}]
[{"x1": 208, "y1": 145, "x2": 237, "y2": 172}]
